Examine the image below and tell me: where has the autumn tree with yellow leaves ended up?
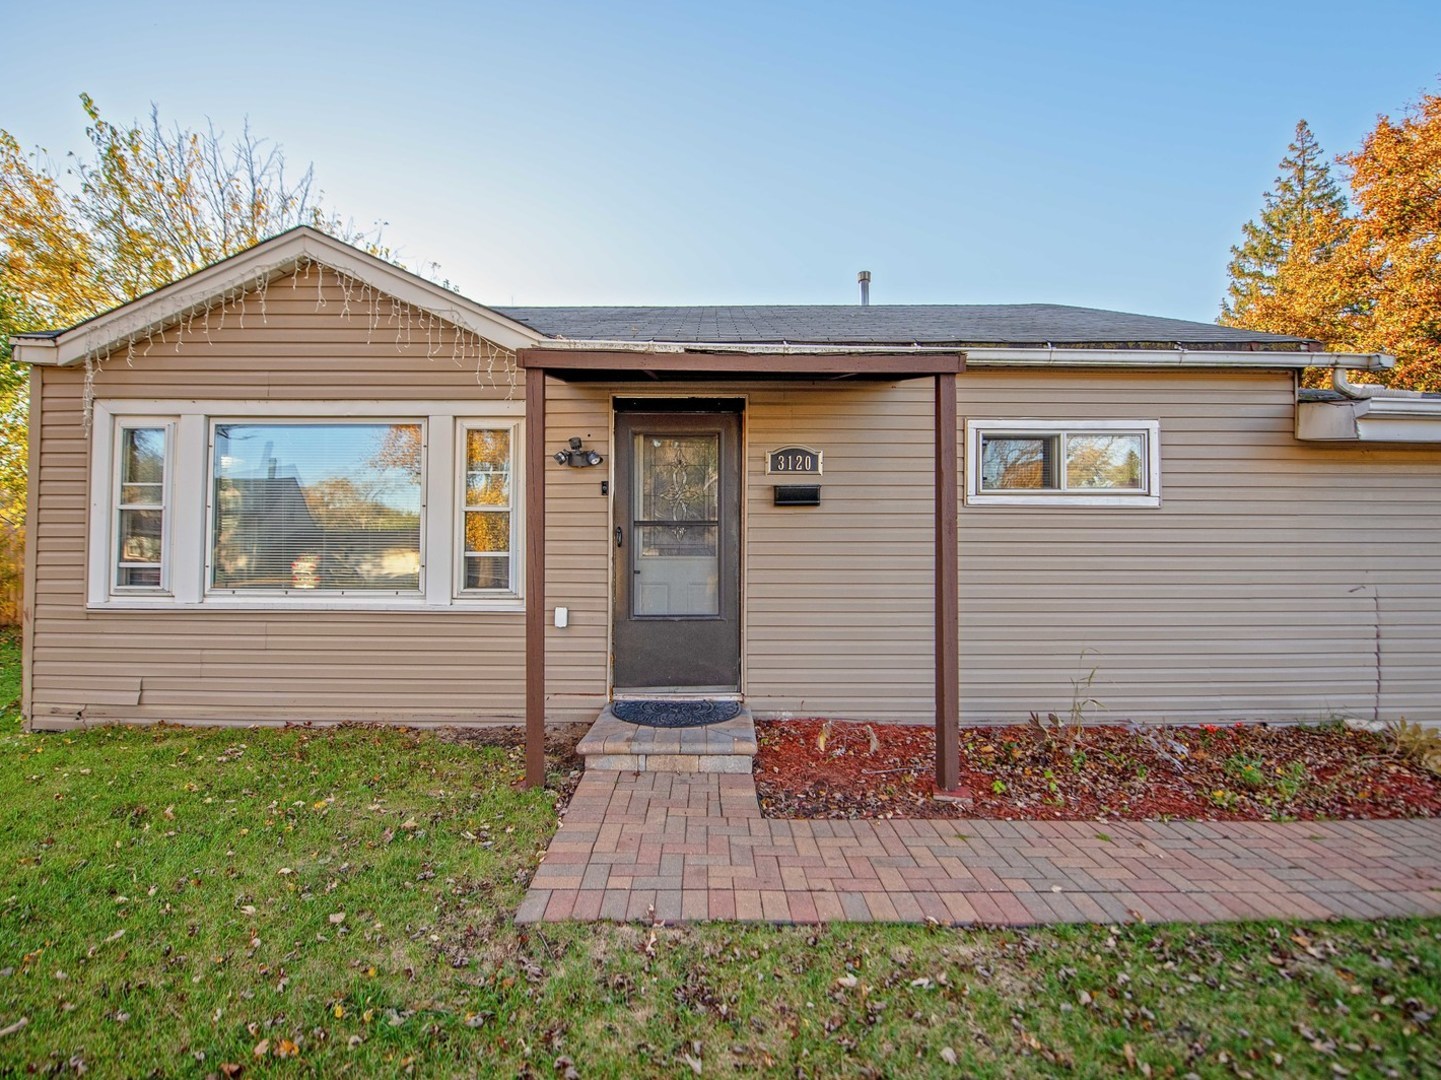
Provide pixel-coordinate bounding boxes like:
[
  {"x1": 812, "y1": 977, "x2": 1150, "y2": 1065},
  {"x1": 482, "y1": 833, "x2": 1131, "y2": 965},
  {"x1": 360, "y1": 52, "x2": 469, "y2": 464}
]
[
  {"x1": 0, "y1": 95, "x2": 379, "y2": 621},
  {"x1": 1224, "y1": 92, "x2": 1441, "y2": 391}
]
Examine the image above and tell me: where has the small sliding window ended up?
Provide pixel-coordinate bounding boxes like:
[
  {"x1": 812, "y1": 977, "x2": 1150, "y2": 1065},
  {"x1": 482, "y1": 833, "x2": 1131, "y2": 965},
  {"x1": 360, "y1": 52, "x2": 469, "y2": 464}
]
[{"x1": 966, "y1": 420, "x2": 1160, "y2": 507}]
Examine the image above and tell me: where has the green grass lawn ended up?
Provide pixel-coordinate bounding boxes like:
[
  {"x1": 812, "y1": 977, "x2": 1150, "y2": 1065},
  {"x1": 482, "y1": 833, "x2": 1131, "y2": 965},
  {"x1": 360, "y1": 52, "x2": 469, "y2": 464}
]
[{"x1": 2, "y1": 631, "x2": 1438, "y2": 1078}]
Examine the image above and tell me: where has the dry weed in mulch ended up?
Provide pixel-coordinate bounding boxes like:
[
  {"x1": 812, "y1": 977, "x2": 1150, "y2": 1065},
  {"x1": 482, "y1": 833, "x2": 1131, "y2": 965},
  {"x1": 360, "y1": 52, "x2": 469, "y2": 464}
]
[{"x1": 753, "y1": 718, "x2": 1441, "y2": 821}]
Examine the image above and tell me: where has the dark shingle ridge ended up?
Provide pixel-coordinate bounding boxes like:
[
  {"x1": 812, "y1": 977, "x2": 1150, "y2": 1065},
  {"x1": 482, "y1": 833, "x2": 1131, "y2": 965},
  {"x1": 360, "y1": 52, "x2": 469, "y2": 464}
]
[{"x1": 493, "y1": 303, "x2": 1312, "y2": 348}]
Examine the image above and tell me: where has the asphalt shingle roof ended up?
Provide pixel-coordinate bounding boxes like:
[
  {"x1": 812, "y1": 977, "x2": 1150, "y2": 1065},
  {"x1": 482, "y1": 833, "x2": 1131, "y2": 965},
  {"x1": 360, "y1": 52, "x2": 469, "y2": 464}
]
[{"x1": 493, "y1": 303, "x2": 1311, "y2": 348}]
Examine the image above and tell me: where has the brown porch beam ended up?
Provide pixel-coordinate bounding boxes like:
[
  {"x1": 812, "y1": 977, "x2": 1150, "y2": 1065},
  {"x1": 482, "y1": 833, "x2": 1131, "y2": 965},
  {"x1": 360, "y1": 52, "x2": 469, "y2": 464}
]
[
  {"x1": 934, "y1": 373, "x2": 961, "y2": 793},
  {"x1": 524, "y1": 367, "x2": 547, "y2": 788},
  {"x1": 517, "y1": 348, "x2": 964, "y2": 376}
]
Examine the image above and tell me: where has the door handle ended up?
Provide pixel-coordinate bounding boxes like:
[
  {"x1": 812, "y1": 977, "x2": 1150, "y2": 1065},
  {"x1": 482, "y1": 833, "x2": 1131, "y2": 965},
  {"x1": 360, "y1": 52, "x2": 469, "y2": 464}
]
[{"x1": 614, "y1": 526, "x2": 623, "y2": 548}]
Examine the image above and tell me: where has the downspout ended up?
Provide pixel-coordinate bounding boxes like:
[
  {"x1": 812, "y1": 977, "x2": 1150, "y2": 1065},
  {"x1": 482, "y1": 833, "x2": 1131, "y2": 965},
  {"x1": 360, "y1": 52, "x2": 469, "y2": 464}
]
[{"x1": 1332, "y1": 368, "x2": 1423, "y2": 399}]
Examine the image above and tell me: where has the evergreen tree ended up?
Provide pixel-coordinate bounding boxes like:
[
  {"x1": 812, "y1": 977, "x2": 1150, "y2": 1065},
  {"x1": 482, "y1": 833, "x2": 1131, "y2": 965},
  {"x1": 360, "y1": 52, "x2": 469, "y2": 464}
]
[
  {"x1": 1221, "y1": 120, "x2": 1348, "y2": 325},
  {"x1": 1222, "y1": 93, "x2": 1441, "y2": 390}
]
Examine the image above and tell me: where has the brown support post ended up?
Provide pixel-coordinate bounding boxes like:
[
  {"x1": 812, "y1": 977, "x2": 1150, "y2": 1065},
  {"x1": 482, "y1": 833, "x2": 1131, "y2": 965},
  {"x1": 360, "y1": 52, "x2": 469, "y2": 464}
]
[
  {"x1": 524, "y1": 368, "x2": 547, "y2": 788},
  {"x1": 934, "y1": 373, "x2": 961, "y2": 792}
]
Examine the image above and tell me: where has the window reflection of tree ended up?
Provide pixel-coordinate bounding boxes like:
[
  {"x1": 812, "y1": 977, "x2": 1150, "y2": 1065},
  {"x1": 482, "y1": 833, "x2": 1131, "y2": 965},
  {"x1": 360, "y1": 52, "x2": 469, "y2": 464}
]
[
  {"x1": 213, "y1": 424, "x2": 422, "y2": 589},
  {"x1": 1066, "y1": 435, "x2": 1143, "y2": 489},
  {"x1": 983, "y1": 437, "x2": 1054, "y2": 489}
]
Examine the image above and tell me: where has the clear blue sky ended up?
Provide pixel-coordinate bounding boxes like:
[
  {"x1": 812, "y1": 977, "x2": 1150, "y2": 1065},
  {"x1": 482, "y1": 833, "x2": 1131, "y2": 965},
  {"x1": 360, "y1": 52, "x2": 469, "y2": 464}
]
[{"x1": 6, "y1": 0, "x2": 1440, "y2": 322}]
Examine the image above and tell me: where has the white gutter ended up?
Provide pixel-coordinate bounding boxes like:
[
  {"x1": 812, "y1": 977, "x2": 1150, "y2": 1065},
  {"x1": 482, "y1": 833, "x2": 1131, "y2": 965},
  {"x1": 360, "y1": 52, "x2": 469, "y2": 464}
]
[
  {"x1": 960, "y1": 347, "x2": 1394, "y2": 371},
  {"x1": 528, "y1": 340, "x2": 1395, "y2": 371}
]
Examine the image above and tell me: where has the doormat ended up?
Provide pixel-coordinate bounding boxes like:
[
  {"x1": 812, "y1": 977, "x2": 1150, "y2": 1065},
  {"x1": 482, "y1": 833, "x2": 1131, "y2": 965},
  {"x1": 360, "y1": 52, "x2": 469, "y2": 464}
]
[{"x1": 611, "y1": 700, "x2": 742, "y2": 728}]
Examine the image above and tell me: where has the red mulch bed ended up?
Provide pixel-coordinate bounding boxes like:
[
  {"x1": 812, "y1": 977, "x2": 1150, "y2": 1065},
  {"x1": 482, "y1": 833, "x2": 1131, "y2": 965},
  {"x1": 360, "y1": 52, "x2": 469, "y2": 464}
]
[{"x1": 753, "y1": 718, "x2": 1441, "y2": 821}]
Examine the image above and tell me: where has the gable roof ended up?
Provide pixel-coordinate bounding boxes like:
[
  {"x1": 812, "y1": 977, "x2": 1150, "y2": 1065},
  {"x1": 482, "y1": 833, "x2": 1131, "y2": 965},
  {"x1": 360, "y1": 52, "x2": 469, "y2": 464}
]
[
  {"x1": 495, "y1": 303, "x2": 1312, "y2": 349},
  {"x1": 10, "y1": 227, "x2": 1328, "y2": 370},
  {"x1": 13, "y1": 226, "x2": 544, "y2": 366}
]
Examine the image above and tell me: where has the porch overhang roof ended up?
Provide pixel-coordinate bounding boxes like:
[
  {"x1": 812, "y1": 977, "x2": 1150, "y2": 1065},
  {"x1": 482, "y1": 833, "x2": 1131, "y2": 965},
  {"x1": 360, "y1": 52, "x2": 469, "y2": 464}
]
[{"x1": 516, "y1": 347, "x2": 965, "y2": 376}]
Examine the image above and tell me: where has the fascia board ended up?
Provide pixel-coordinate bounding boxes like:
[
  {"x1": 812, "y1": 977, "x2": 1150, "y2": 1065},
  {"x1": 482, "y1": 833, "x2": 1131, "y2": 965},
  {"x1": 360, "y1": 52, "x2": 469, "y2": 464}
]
[{"x1": 30, "y1": 227, "x2": 543, "y2": 366}]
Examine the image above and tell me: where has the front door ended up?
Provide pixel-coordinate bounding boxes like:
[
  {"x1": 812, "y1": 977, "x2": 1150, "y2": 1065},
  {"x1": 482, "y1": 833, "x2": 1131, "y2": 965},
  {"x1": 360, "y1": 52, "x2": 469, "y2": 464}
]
[{"x1": 612, "y1": 403, "x2": 742, "y2": 692}]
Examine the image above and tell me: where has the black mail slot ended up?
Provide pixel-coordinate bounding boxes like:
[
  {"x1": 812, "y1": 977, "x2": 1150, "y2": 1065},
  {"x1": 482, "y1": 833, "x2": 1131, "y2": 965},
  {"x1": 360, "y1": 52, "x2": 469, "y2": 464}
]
[{"x1": 773, "y1": 484, "x2": 821, "y2": 507}]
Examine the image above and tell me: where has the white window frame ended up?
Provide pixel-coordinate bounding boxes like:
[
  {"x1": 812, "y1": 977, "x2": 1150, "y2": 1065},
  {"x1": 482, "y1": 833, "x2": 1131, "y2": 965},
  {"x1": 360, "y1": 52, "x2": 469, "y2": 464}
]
[
  {"x1": 88, "y1": 400, "x2": 524, "y2": 611},
  {"x1": 205, "y1": 416, "x2": 430, "y2": 599},
  {"x1": 964, "y1": 419, "x2": 1161, "y2": 508},
  {"x1": 109, "y1": 417, "x2": 176, "y2": 594},
  {"x1": 455, "y1": 419, "x2": 522, "y2": 598}
]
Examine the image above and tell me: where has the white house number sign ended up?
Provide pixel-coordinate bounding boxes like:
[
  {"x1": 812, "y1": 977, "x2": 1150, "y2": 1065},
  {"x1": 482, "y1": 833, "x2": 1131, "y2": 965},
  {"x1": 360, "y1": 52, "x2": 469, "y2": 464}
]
[{"x1": 766, "y1": 446, "x2": 823, "y2": 475}]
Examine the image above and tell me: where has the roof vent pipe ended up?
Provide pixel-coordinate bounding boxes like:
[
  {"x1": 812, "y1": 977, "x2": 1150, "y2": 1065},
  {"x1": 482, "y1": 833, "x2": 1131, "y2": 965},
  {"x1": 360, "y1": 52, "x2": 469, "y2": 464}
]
[{"x1": 858, "y1": 270, "x2": 871, "y2": 307}]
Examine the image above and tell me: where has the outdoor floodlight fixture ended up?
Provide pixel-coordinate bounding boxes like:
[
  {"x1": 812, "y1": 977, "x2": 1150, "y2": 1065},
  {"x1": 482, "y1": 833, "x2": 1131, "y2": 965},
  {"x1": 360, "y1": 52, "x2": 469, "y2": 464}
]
[{"x1": 554, "y1": 436, "x2": 604, "y2": 468}]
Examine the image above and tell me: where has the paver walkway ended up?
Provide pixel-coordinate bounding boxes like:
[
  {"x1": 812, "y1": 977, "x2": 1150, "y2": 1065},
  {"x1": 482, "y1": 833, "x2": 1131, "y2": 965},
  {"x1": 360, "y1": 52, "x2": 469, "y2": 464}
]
[{"x1": 517, "y1": 771, "x2": 1441, "y2": 925}]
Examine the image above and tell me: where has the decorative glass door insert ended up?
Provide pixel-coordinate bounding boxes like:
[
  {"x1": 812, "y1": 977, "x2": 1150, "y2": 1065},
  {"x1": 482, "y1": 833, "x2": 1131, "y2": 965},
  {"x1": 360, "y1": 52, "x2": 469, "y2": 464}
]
[{"x1": 632, "y1": 433, "x2": 720, "y2": 616}]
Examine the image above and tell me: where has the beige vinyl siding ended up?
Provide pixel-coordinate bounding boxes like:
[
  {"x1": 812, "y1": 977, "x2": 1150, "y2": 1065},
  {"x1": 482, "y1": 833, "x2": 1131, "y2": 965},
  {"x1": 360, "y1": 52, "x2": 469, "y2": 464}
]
[
  {"x1": 540, "y1": 379, "x2": 611, "y2": 721},
  {"x1": 743, "y1": 383, "x2": 933, "y2": 720},
  {"x1": 538, "y1": 379, "x2": 935, "y2": 723},
  {"x1": 30, "y1": 294, "x2": 1441, "y2": 734},
  {"x1": 957, "y1": 368, "x2": 1441, "y2": 725},
  {"x1": 28, "y1": 268, "x2": 527, "y2": 728}
]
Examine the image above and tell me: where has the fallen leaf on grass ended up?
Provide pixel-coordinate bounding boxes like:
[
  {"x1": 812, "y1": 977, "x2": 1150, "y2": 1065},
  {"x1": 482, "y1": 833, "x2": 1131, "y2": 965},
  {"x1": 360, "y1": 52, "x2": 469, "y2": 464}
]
[
  {"x1": 0, "y1": 1017, "x2": 29, "y2": 1038},
  {"x1": 940, "y1": 1046, "x2": 958, "y2": 1066},
  {"x1": 328, "y1": 912, "x2": 345, "y2": 925},
  {"x1": 837, "y1": 974, "x2": 859, "y2": 988},
  {"x1": 253, "y1": 1039, "x2": 269, "y2": 1058}
]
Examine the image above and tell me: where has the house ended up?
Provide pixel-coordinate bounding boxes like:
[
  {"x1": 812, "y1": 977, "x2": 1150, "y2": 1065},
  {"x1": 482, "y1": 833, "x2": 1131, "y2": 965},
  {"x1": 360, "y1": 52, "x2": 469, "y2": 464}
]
[{"x1": 12, "y1": 227, "x2": 1441, "y2": 788}]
